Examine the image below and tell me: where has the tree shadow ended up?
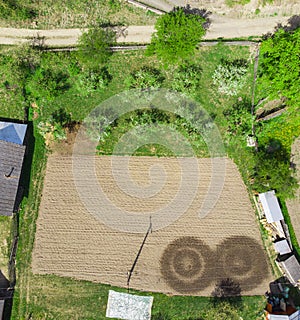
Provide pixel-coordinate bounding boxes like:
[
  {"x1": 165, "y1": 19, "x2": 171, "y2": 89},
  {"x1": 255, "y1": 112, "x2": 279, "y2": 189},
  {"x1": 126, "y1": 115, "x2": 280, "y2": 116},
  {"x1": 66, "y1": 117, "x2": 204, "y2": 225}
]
[
  {"x1": 263, "y1": 15, "x2": 300, "y2": 39},
  {"x1": 211, "y1": 278, "x2": 243, "y2": 309},
  {"x1": 172, "y1": 5, "x2": 212, "y2": 30}
]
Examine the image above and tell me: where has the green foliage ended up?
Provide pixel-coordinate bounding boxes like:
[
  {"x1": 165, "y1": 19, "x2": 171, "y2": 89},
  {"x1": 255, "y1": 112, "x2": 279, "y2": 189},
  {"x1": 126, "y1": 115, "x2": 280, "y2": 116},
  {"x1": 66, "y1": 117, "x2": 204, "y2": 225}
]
[
  {"x1": 124, "y1": 66, "x2": 164, "y2": 89},
  {"x1": 77, "y1": 26, "x2": 116, "y2": 67},
  {"x1": 171, "y1": 63, "x2": 202, "y2": 95},
  {"x1": 76, "y1": 66, "x2": 112, "y2": 96},
  {"x1": 250, "y1": 138, "x2": 298, "y2": 199},
  {"x1": 205, "y1": 301, "x2": 240, "y2": 320},
  {"x1": 223, "y1": 97, "x2": 252, "y2": 136},
  {"x1": 38, "y1": 108, "x2": 72, "y2": 140},
  {"x1": 25, "y1": 66, "x2": 71, "y2": 101},
  {"x1": 259, "y1": 27, "x2": 300, "y2": 106},
  {"x1": 12, "y1": 44, "x2": 41, "y2": 79},
  {"x1": 212, "y1": 59, "x2": 248, "y2": 96},
  {"x1": 0, "y1": 0, "x2": 37, "y2": 20},
  {"x1": 257, "y1": 113, "x2": 300, "y2": 151},
  {"x1": 280, "y1": 200, "x2": 300, "y2": 258},
  {"x1": 146, "y1": 8, "x2": 206, "y2": 64},
  {"x1": 225, "y1": 0, "x2": 250, "y2": 7},
  {"x1": 96, "y1": 108, "x2": 210, "y2": 157}
]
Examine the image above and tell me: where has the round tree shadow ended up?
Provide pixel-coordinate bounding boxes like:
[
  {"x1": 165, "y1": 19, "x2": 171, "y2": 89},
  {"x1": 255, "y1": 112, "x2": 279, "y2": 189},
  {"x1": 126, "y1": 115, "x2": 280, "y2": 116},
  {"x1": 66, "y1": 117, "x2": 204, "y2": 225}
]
[
  {"x1": 215, "y1": 236, "x2": 269, "y2": 292},
  {"x1": 160, "y1": 237, "x2": 215, "y2": 294}
]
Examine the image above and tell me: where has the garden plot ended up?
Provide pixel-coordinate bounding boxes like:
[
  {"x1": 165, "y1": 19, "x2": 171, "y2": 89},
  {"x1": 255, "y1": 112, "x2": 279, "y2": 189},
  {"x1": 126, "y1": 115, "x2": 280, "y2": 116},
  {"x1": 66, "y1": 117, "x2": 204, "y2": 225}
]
[{"x1": 32, "y1": 155, "x2": 272, "y2": 296}]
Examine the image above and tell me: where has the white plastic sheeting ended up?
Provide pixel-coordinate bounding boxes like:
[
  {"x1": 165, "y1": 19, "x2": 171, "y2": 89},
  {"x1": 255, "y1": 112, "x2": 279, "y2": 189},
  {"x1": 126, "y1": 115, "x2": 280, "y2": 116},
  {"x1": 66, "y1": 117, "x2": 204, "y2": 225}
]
[{"x1": 106, "y1": 290, "x2": 153, "y2": 320}]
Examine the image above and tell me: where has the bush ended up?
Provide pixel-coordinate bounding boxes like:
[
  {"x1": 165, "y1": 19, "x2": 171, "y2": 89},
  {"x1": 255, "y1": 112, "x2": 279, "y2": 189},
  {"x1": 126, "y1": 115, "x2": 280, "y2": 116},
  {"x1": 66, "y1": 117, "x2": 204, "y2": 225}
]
[
  {"x1": 259, "y1": 26, "x2": 300, "y2": 107},
  {"x1": 250, "y1": 138, "x2": 298, "y2": 199},
  {"x1": 223, "y1": 97, "x2": 252, "y2": 136},
  {"x1": 212, "y1": 59, "x2": 248, "y2": 96},
  {"x1": 171, "y1": 63, "x2": 202, "y2": 95},
  {"x1": 25, "y1": 66, "x2": 71, "y2": 101},
  {"x1": 37, "y1": 108, "x2": 72, "y2": 141},
  {"x1": 75, "y1": 66, "x2": 112, "y2": 96},
  {"x1": 125, "y1": 66, "x2": 164, "y2": 89},
  {"x1": 0, "y1": 0, "x2": 37, "y2": 20}
]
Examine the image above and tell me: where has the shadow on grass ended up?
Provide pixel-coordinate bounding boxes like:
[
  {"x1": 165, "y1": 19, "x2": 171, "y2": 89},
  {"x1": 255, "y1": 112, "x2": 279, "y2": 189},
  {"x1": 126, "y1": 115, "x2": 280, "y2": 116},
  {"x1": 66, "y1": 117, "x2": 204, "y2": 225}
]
[{"x1": 211, "y1": 278, "x2": 243, "y2": 309}]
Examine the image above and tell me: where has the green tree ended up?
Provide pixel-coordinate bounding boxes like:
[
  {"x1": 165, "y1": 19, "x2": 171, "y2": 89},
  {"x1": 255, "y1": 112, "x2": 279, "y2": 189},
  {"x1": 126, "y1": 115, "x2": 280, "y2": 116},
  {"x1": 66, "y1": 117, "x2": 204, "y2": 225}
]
[
  {"x1": 77, "y1": 26, "x2": 116, "y2": 67},
  {"x1": 146, "y1": 7, "x2": 208, "y2": 64},
  {"x1": 251, "y1": 138, "x2": 298, "y2": 199},
  {"x1": 259, "y1": 26, "x2": 300, "y2": 107}
]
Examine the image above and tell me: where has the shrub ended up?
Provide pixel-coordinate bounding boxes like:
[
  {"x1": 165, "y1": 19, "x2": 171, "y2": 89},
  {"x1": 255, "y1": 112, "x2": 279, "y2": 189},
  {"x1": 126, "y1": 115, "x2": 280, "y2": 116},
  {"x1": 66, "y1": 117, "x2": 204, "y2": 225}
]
[
  {"x1": 212, "y1": 59, "x2": 248, "y2": 96},
  {"x1": 259, "y1": 26, "x2": 300, "y2": 107},
  {"x1": 171, "y1": 63, "x2": 202, "y2": 95},
  {"x1": 37, "y1": 109, "x2": 72, "y2": 141},
  {"x1": 75, "y1": 66, "x2": 112, "y2": 96},
  {"x1": 25, "y1": 66, "x2": 70, "y2": 101},
  {"x1": 223, "y1": 97, "x2": 252, "y2": 136},
  {"x1": 125, "y1": 66, "x2": 164, "y2": 89}
]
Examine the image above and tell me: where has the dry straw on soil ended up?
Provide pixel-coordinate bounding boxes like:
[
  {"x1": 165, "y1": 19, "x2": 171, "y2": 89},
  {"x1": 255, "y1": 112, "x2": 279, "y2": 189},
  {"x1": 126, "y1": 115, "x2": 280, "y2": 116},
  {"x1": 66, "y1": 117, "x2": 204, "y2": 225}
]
[{"x1": 32, "y1": 155, "x2": 272, "y2": 296}]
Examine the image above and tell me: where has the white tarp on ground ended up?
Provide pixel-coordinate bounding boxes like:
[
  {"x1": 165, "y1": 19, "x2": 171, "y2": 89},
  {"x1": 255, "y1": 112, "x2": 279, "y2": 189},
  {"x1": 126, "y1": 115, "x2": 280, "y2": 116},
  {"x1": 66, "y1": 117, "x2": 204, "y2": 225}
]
[{"x1": 106, "y1": 290, "x2": 153, "y2": 320}]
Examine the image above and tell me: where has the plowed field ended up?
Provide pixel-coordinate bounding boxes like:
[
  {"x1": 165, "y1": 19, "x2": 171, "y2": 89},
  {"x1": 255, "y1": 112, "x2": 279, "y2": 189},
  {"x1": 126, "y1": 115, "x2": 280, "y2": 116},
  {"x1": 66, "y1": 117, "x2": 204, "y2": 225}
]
[{"x1": 32, "y1": 155, "x2": 272, "y2": 296}]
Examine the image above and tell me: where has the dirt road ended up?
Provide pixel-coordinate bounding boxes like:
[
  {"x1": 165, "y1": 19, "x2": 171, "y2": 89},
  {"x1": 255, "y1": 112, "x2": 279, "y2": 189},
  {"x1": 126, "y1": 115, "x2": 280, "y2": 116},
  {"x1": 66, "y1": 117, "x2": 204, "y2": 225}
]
[{"x1": 0, "y1": 14, "x2": 289, "y2": 46}]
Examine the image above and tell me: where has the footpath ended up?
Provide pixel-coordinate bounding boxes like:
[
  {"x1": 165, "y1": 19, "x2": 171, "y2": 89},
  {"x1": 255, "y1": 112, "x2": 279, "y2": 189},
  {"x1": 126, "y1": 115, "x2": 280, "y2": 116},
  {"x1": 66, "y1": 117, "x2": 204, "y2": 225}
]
[{"x1": 0, "y1": 15, "x2": 289, "y2": 46}]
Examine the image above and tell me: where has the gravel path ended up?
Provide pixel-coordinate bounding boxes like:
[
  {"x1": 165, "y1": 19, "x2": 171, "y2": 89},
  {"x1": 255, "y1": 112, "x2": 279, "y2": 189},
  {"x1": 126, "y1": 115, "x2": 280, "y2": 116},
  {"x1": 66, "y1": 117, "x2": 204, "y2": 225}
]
[{"x1": 0, "y1": 14, "x2": 289, "y2": 46}]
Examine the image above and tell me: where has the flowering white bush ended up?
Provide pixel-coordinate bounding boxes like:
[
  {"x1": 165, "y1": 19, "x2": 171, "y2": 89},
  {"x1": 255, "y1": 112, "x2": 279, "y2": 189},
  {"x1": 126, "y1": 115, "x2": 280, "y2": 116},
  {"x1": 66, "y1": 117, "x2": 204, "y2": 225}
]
[{"x1": 212, "y1": 60, "x2": 248, "y2": 96}]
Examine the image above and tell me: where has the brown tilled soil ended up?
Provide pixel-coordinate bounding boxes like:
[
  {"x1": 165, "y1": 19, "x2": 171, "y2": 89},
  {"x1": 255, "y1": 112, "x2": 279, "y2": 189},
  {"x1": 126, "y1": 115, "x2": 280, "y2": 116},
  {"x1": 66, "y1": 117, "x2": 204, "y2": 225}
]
[
  {"x1": 286, "y1": 138, "x2": 300, "y2": 244},
  {"x1": 32, "y1": 155, "x2": 272, "y2": 296}
]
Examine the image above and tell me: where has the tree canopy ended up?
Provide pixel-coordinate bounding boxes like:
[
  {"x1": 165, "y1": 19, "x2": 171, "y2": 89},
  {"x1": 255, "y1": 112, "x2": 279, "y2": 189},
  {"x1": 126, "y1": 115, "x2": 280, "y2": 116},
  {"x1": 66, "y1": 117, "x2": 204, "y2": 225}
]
[
  {"x1": 77, "y1": 26, "x2": 116, "y2": 67},
  {"x1": 258, "y1": 26, "x2": 300, "y2": 107},
  {"x1": 146, "y1": 7, "x2": 209, "y2": 64},
  {"x1": 250, "y1": 138, "x2": 298, "y2": 199}
]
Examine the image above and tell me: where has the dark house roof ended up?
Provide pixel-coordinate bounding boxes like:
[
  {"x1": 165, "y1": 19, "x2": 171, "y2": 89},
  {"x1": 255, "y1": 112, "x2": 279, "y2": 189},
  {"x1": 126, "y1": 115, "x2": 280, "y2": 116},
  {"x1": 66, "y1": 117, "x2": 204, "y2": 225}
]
[{"x1": 0, "y1": 140, "x2": 26, "y2": 216}]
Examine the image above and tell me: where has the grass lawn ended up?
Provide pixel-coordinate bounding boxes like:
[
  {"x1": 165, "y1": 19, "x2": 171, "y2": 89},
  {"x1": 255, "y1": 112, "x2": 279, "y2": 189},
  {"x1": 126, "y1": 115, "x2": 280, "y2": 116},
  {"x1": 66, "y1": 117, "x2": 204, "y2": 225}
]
[{"x1": 15, "y1": 273, "x2": 267, "y2": 319}]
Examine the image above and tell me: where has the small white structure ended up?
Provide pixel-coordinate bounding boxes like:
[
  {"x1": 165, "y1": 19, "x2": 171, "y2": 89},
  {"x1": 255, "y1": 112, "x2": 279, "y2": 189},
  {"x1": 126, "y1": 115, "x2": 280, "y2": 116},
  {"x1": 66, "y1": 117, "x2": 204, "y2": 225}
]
[
  {"x1": 278, "y1": 255, "x2": 300, "y2": 286},
  {"x1": 274, "y1": 239, "x2": 292, "y2": 255},
  {"x1": 259, "y1": 190, "x2": 283, "y2": 223},
  {"x1": 106, "y1": 290, "x2": 153, "y2": 320},
  {"x1": 267, "y1": 310, "x2": 300, "y2": 319},
  {"x1": 247, "y1": 135, "x2": 257, "y2": 147},
  {"x1": 0, "y1": 121, "x2": 27, "y2": 145}
]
